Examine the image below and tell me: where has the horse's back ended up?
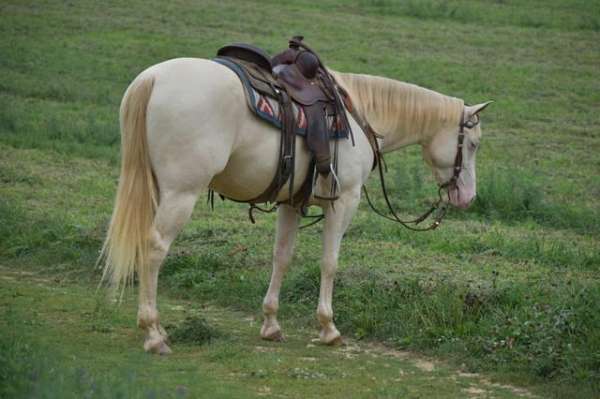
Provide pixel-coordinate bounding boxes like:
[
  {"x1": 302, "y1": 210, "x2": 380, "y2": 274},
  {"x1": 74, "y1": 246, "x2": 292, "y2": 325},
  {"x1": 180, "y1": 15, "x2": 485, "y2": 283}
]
[{"x1": 142, "y1": 57, "x2": 242, "y2": 121}]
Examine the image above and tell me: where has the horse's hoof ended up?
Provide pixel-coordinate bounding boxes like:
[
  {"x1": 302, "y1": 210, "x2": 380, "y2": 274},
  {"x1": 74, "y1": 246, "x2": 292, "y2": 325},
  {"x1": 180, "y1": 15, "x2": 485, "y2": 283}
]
[
  {"x1": 321, "y1": 334, "x2": 343, "y2": 346},
  {"x1": 144, "y1": 338, "x2": 172, "y2": 355},
  {"x1": 261, "y1": 322, "x2": 285, "y2": 342},
  {"x1": 261, "y1": 329, "x2": 285, "y2": 342},
  {"x1": 319, "y1": 328, "x2": 342, "y2": 346},
  {"x1": 157, "y1": 341, "x2": 172, "y2": 355},
  {"x1": 327, "y1": 335, "x2": 344, "y2": 346}
]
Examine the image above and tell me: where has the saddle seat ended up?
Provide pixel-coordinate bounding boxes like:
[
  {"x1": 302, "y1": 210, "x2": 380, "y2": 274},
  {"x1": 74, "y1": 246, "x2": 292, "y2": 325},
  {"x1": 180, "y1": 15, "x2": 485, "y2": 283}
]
[
  {"x1": 217, "y1": 42, "x2": 333, "y2": 106},
  {"x1": 275, "y1": 63, "x2": 331, "y2": 106}
]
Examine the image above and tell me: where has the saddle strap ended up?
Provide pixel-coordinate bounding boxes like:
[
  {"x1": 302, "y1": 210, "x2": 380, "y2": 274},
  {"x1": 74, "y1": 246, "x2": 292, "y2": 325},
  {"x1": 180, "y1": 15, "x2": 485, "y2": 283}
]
[{"x1": 248, "y1": 90, "x2": 298, "y2": 205}]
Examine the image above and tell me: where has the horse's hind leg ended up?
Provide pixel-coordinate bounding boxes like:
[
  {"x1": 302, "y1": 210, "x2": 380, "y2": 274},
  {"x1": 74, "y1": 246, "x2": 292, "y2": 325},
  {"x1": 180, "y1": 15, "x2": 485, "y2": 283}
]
[
  {"x1": 261, "y1": 204, "x2": 300, "y2": 341},
  {"x1": 137, "y1": 190, "x2": 198, "y2": 354}
]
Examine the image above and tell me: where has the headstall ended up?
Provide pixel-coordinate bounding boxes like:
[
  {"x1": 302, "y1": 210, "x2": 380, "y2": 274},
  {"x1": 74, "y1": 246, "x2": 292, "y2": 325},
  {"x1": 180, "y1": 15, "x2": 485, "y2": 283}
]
[{"x1": 362, "y1": 108, "x2": 479, "y2": 231}]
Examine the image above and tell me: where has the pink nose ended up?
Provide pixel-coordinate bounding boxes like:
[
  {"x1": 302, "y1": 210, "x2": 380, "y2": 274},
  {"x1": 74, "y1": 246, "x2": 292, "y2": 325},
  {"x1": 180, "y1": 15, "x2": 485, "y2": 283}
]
[
  {"x1": 449, "y1": 188, "x2": 475, "y2": 209},
  {"x1": 455, "y1": 196, "x2": 475, "y2": 209}
]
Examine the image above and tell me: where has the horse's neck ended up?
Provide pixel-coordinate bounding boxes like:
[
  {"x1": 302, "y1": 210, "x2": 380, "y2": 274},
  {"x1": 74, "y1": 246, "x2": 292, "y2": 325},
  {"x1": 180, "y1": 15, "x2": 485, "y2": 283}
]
[
  {"x1": 334, "y1": 71, "x2": 463, "y2": 154},
  {"x1": 377, "y1": 127, "x2": 423, "y2": 153}
]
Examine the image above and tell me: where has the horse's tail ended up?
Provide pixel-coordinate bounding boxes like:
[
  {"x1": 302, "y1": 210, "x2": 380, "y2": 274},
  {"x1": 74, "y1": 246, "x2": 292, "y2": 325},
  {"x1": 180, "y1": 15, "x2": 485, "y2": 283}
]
[{"x1": 99, "y1": 74, "x2": 158, "y2": 293}]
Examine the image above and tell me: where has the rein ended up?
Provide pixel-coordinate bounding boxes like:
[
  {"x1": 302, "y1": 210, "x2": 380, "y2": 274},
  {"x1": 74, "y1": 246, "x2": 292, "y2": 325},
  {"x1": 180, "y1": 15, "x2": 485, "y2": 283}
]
[{"x1": 361, "y1": 109, "x2": 477, "y2": 231}]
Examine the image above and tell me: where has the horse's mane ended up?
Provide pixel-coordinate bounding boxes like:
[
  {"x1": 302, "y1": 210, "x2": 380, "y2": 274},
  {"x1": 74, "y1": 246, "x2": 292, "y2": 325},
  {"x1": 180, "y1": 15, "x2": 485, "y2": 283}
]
[{"x1": 332, "y1": 71, "x2": 464, "y2": 141}]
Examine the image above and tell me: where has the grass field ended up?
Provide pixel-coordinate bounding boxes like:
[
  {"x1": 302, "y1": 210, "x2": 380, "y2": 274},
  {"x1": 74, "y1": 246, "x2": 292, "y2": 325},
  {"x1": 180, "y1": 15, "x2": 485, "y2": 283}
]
[{"x1": 1, "y1": 0, "x2": 599, "y2": 397}]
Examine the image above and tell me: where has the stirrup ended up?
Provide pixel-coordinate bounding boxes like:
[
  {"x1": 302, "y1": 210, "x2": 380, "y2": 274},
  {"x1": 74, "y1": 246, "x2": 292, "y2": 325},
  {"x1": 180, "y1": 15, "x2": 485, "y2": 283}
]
[
  {"x1": 329, "y1": 164, "x2": 341, "y2": 191},
  {"x1": 312, "y1": 165, "x2": 340, "y2": 201}
]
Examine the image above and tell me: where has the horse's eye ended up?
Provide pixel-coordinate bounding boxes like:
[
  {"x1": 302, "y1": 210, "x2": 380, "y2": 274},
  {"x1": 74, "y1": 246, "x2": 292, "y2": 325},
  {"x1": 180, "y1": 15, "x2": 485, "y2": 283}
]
[
  {"x1": 464, "y1": 115, "x2": 480, "y2": 129},
  {"x1": 470, "y1": 142, "x2": 479, "y2": 151}
]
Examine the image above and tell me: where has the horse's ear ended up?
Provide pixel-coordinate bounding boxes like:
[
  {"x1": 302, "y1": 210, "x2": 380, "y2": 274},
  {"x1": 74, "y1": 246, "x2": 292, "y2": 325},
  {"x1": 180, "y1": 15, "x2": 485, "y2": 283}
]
[{"x1": 467, "y1": 100, "x2": 494, "y2": 116}]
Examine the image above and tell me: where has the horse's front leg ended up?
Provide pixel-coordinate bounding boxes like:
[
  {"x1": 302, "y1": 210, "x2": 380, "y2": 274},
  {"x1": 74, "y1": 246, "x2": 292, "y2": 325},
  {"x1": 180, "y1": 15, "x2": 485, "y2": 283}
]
[
  {"x1": 261, "y1": 204, "x2": 300, "y2": 341},
  {"x1": 318, "y1": 189, "x2": 360, "y2": 344}
]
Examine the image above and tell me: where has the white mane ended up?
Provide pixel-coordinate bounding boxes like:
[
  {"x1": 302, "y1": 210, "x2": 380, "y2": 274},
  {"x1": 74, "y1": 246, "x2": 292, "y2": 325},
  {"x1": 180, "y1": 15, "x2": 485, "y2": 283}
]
[{"x1": 332, "y1": 71, "x2": 464, "y2": 142}]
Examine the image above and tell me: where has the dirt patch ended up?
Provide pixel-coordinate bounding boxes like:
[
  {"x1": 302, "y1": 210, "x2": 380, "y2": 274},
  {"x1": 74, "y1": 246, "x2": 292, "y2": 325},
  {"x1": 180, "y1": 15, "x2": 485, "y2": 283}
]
[
  {"x1": 463, "y1": 386, "x2": 487, "y2": 396},
  {"x1": 481, "y1": 379, "x2": 538, "y2": 398},
  {"x1": 254, "y1": 346, "x2": 279, "y2": 353},
  {"x1": 0, "y1": 268, "x2": 54, "y2": 284},
  {"x1": 414, "y1": 359, "x2": 435, "y2": 372}
]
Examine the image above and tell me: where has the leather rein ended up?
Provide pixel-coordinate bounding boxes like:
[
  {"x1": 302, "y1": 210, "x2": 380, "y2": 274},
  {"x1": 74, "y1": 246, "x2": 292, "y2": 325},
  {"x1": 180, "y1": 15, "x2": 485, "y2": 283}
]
[{"x1": 360, "y1": 108, "x2": 479, "y2": 231}]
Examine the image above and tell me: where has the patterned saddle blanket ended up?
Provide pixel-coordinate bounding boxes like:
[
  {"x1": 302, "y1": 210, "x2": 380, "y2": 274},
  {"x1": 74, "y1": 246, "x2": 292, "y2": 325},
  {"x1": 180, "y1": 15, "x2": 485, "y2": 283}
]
[{"x1": 213, "y1": 57, "x2": 349, "y2": 139}]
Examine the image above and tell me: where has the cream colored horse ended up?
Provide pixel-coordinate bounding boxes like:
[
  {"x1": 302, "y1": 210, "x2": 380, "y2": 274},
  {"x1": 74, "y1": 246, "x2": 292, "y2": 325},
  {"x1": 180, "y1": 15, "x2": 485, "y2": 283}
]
[{"x1": 100, "y1": 57, "x2": 492, "y2": 354}]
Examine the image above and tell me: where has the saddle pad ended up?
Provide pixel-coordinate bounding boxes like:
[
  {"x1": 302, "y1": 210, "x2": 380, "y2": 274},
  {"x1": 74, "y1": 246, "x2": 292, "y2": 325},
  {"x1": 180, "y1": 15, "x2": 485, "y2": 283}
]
[{"x1": 213, "y1": 57, "x2": 349, "y2": 139}]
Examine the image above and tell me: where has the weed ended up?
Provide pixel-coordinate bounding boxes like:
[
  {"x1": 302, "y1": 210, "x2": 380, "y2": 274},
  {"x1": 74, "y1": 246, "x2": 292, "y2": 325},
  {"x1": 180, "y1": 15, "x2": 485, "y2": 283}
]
[{"x1": 168, "y1": 314, "x2": 222, "y2": 345}]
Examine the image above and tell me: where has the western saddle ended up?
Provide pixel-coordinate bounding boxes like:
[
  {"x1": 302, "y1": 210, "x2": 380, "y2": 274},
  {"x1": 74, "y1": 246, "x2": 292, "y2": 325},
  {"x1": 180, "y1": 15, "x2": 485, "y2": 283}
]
[{"x1": 215, "y1": 36, "x2": 356, "y2": 213}]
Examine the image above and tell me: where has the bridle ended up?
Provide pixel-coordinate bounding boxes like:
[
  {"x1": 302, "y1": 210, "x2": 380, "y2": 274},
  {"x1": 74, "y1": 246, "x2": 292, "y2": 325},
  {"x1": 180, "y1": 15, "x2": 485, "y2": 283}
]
[
  {"x1": 362, "y1": 108, "x2": 480, "y2": 231},
  {"x1": 439, "y1": 110, "x2": 479, "y2": 192}
]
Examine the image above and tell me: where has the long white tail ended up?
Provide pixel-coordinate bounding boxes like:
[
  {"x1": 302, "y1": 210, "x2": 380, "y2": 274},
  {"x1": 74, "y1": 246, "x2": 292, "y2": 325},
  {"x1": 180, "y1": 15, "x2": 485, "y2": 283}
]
[{"x1": 99, "y1": 75, "x2": 158, "y2": 292}]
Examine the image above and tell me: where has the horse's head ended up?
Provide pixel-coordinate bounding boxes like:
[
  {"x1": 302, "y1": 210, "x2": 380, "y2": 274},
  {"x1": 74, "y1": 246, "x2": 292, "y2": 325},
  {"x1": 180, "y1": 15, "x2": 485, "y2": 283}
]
[{"x1": 421, "y1": 101, "x2": 493, "y2": 209}]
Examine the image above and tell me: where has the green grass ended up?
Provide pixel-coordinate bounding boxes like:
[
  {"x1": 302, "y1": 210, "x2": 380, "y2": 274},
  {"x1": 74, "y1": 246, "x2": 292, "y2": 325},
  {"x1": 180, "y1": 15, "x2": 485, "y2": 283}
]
[
  {"x1": 1, "y1": 0, "x2": 599, "y2": 397},
  {"x1": 2, "y1": 272, "x2": 541, "y2": 399}
]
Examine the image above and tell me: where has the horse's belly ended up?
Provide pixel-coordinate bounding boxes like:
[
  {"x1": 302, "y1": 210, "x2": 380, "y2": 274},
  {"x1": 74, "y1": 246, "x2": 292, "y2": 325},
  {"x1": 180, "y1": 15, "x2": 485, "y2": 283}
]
[{"x1": 209, "y1": 135, "x2": 311, "y2": 203}]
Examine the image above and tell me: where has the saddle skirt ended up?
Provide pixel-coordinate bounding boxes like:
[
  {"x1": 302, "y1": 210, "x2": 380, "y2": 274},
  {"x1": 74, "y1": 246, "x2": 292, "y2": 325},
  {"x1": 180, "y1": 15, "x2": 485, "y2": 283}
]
[{"x1": 213, "y1": 56, "x2": 349, "y2": 139}]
